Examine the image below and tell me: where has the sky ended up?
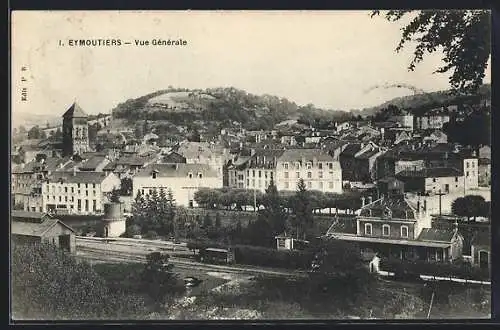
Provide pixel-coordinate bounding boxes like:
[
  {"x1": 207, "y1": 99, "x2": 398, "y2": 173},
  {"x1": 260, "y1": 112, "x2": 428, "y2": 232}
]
[{"x1": 11, "y1": 10, "x2": 491, "y2": 118}]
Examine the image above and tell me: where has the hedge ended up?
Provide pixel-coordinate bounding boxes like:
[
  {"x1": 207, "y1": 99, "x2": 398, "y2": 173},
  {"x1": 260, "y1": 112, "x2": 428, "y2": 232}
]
[{"x1": 233, "y1": 245, "x2": 314, "y2": 270}]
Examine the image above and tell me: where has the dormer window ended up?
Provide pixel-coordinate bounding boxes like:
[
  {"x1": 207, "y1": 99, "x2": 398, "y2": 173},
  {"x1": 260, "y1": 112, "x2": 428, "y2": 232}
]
[
  {"x1": 152, "y1": 170, "x2": 158, "y2": 179},
  {"x1": 401, "y1": 225, "x2": 409, "y2": 238},
  {"x1": 382, "y1": 224, "x2": 390, "y2": 236},
  {"x1": 188, "y1": 172, "x2": 193, "y2": 179},
  {"x1": 284, "y1": 163, "x2": 289, "y2": 170},
  {"x1": 295, "y1": 162, "x2": 300, "y2": 169},
  {"x1": 198, "y1": 173, "x2": 203, "y2": 179},
  {"x1": 306, "y1": 162, "x2": 312, "y2": 169}
]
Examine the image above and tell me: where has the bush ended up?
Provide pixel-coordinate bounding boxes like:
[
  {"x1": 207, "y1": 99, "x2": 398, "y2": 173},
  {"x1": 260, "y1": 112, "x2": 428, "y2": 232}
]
[
  {"x1": 126, "y1": 224, "x2": 142, "y2": 237},
  {"x1": 233, "y1": 245, "x2": 314, "y2": 270},
  {"x1": 144, "y1": 230, "x2": 158, "y2": 239}
]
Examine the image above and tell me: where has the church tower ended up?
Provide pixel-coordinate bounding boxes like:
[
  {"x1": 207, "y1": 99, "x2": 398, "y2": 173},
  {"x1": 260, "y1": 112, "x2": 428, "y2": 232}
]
[{"x1": 62, "y1": 102, "x2": 89, "y2": 156}]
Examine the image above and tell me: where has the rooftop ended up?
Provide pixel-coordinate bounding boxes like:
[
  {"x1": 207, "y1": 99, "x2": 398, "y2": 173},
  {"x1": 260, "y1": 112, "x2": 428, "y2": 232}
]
[
  {"x1": 47, "y1": 171, "x2": 110, "y2": 184},
  {"x1": 396, "y1": 167, "x2": 462, "y2": 178},
  {"x1": 134, "y1": 163, "x2": 218, "y2": 178},
  {"x1": 417, "y1": 228, "x2": 456, "y2": 243},
  {"x1": 62, "y1": 102, "x2": 88, "y2": 118},
  {"x1": 277, "y1": 148, "x2": 335, "y2": 163}
]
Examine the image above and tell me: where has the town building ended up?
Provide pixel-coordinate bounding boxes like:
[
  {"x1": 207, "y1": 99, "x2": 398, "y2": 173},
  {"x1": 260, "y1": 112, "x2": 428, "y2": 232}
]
[
  {"x1": 339, "y1": 142, "x2": 385, "y2": 183},
  {"x1": 478, "y1": 158, "x2": 491, "y2": 187},
  {"x1": 275, "y1": 148, "x2": 342, "y2": 193},
  {"x1": 390, "y1": 114, "x2": 414, "y2": 131},
  {"x1": 62, "y1": 102, "x2": 90, "y2": 156},
  {"x1": 395, "y1": 167, "x2": 465, "y2": 194},
  {"x1": 175, "y1": 141, "x2": 231, "y2": 185},
  {"x1": 42, "y1": 170, "x2": 121, "y2": 215},
  {"x1": 12, "y1": 157, "x2": 72, "y2": 212},
  {"x1": 327, "y1": 194, "x2": 464, "y2": 263},
  {"x1": 132, "y1": 163, "x2": 222, "y2": 208},
  {"x1": 470, "y1": 230, "x2": 490, "y2": 270},
  {"x1": 414, "y1": 114, "x2": 450, "y2": 130},
  {"x1": 11, "y1": 211, "x2": 77, "y2": 253}
]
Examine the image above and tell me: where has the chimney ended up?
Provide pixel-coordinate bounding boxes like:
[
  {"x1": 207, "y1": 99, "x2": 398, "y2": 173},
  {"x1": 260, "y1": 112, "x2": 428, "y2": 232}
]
[
  {"x1": 73, "y1": 166, "x2": 77, "y2": 176},
  {"x1": 417, "y1": 200, "x2": 421, "y2": 213},
  {"x1": 361, "y1": 196, "x2": 366, "y2": 207},
  {"x1": 367, "y1": 196, "x2": 373, "y2": 204}
]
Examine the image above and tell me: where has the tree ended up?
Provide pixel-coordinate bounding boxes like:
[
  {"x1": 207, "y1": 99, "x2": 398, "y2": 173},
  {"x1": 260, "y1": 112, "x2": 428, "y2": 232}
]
[
  {"x1": 120, "y1": 177, "x2": 133, "y2": 196},
  {"x1": 451, "y1": 195, "x2": 487, "y2": 221},
  {"x1": 27, "y1": 125, "x2": 46, "y2": 139},
  {"x1": 203, "y1": 213, "x2": 213, "y2": 228},
  {"x1": 372, "y1": 10, "x2": 490, "y2": 94},
  {"x1": 142, "y1": 252, "x2": 178, "y2": 306},
  {"x1": 109, "y1": 188, "x2": 121, "y2": 203},
  {"x1": 12, "y1": 242, "x2": 147, "y2": 320},
  {"x1": 262, "y1": 179, "x2": 287, "y2": 235},
  {"x1": 292, "y1": 179, "x2": 313, "y2": 239}
]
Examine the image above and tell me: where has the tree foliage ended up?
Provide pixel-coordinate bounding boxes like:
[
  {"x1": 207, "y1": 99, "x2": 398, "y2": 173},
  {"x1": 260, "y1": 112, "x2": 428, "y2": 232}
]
[
  {"x1": 27, "y1": 125, "x2": 46, "y2": 140},
  {"x1": 129, "y1": 190, "x2": 177, "y2": 236},
  {"x1": 451, "y1": 195, "x2": 489, "y2": 221},
  {"x1": 11, "y1": 242, "x2": 147, "y2": 320},
  {"x1": 372, "y1": 10, "x2": 491, "y2": 94}
]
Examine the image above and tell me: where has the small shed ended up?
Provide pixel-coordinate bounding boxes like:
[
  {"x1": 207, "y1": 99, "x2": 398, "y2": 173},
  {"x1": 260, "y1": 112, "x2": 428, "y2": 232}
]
[
  {"x1": 471, "y1": 230, "x2": 490, "y2": 270},
  {"x1": 11, "y1": 211, "x2": 76, "y2": 253},
  {"x1": 275, "y1": 235, "x2": 310, "y2": 251}
]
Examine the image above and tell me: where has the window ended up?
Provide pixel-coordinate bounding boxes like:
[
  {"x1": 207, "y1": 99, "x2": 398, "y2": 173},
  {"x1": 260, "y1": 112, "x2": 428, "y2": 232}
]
[
  {"x1": 264, "y1": 172, "x2": 268, "y2": 179},
  {"x1": 382, "y1": 224, "x2": 390, "y2": 236},
  {"x1": 466, "y1": 162, "x2": 470, "y2": 168},
  {"x1": 64, "y1": 187, "x2": 68, "y2": 193},
  {"x1": 472, "y1": 162, "x2": 475, "y2": 168},
  {"x1": 307, "y1": 172, "x2": 312, "y2": 179},
  {"x1": 93, "y1": 190, "x2": 96, "y2": 196},
  {"x1": 71, "y1": 187, "x2": 74, "y2": 193},
  {"x1": 306, "y1": 162, "x2": 312, "y2": 169},
  {"x1": 77, "y1": 199, "x2": 81, "y2": 211},
  {"x1": 246, "y1": 179, "x2": 249, "y2": 186},
  {"x1": 432, "y1": 178, "x2": 436, "y2": 183},
  {"x1": 77, "y1": 183, "x2": 81, "y2": 188},
  {"x1": 296, "y1": 172, "x2": 300, "y2": 178},
  {"x1": 59, "y1": 196, "x2": 62, "y2": 202},
  {"x1": 401, "y1": 226, "x2": 409, "y2": 238},
  {"x1": 319, "y1": 171, "x2": 323, "y2": 179},
  {"x1": 247, "y1": 170, "x2": 250, "y2": 176},
  {"x1": 149, "y1": 189, "x2": 153, "y2": 195},
  {"x1": 86, "y1": 190, "x2": 89, "y2": 196},
  {"x1": 270, "y1": 172, "x2": 273, "y2": 179},
  {"x1": 65, "y1": 196, "x2": 68, "y2": 202},
  {"x1": 284, "y1": 163, "x2": 289, "y2": 170},
  {"x1": 466, "y1": 171, "x2": 469, "y2": 177},
  {"x1": 188, "y1": 172, "x2": 193, "y2": 179},
  {"x1": 285, "y1": 182, "x2": 289, "y2": 189},
  {"x1": 85, "y1": 200, "x2": 89, "y2": 211},
  {"x1": 318, "y1": 163, "x2": 323, "y2": 170},
  {"x1": 253, "y1": 170, "x2": 256, "y2": 177},
  {"x1": 152, "y1": 172, "x2": 157, "y2": 179},
  {"x1": 364, "y1": 223, "x2": 372, "y2": 236},
  {"x1": 455, "y1": 177, "x2": 458, "y2": 182},
  {"x1": 329, "y1": 163, "x2": 333, "y2": 170},
  {"x1": 307, "y1": 181, "x2": 312, "y2": 188},
  {"x1": 92, "y1": 200, "x2": 97, "y2": 212},
  {"x1": 258, "y1": 170, "x2": 262, "y2": 178},
  {"x1": 319, "y1": 182, "x2": 323, "y2": 189},
  {"x1": 198, "y1": 173, "x2": 203, "y2": 179},
  {"x1": 93, "y1": 183, "x2": 96, "y2": 188},
  {"x1": 78, "y1": 190, "x2": 80, "y2": 195},
  {"x1": 284, "y1": 171, "x2": 290, "y2": 179},
  {"x1": 329, "y1": 182, "x2": 334, "y2": 189},
  {"x1": 85, "y1": 184, "x2": 88, "y2": 188}
]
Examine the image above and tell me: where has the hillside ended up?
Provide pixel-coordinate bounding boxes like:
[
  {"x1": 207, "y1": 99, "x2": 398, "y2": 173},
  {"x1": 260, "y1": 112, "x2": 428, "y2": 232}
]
[
  {"x1": 111, "y1": 87, "x2": 353, "y2": 133},
  {"x1": 357, "y1": 84, "x2": 491, "y2": 117},
  {"x1": 12, "y1": 112, "x2": 61, "y2": 130}
]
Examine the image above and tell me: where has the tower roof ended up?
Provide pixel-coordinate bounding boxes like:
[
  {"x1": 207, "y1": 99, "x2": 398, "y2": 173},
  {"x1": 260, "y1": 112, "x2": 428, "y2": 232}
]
[{"x1": 62, "y1": 102, "x2": 88, "y2": 118}]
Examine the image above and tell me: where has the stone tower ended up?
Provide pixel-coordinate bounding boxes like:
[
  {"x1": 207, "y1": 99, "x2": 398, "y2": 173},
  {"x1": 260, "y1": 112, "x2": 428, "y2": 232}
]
[{"x1": 62, "y1": 102, "x2": 89, "y2": 156}]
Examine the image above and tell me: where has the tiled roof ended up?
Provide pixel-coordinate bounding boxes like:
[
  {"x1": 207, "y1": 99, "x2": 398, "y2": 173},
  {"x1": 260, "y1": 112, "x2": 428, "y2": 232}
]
[
  {"x1": 47, "y1": 171, "x2": 110, "y2": 184},
  {"x1": 278, "y1": 148, "x2": 335, "y2": 163},
  {"x1": 341, "y1": 143, "x2": 362, "y2": 156},
  {"x1": 359, "y1": 196, "x2": 416, "y2": 219},
  {"x1": 12, "y1": 158, "x2": 69, "y2": 174},
  {"x1": 396, "y1": 167, "x2": 462, "y2": 178},
  {"x1": 478, "y1": 158, "x2": 491, "y2": 166},
  {"x1": 177, "y1": 142, "x2": 226, "y2": 159},
  {"x1": 78, "y1": 156, "x2": 107, "y2": 170},
  {"x1": 11, "y1": 210, "x2": 47, "y2": 220},
  {"x1": 418, "y1": 228, "x2": 456, "y2": 243},
  {"x1": 356, "y1": 148, "x2": 381, "y2": 160},
  {"x1": 62, "y1": 102, "x2": 88, "y2": 118},
  {"x1": 134, "y1": 163, "x2": 218, "y2": 178}
]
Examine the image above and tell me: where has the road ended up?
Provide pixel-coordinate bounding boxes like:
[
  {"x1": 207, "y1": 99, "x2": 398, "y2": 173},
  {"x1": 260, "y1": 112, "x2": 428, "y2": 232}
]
[{"x1": 76, "y1": 237, "x2": 308, "y2": 278}]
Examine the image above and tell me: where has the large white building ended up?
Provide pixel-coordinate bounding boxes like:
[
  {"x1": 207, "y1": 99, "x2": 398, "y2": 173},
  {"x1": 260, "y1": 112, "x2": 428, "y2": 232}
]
[
  {"x1": 275, "y1": 149, "x2": 343, "y2": 193},
  {"x1": 176, "y1": 141, "x2": 230, "y2": 182},
  {"x1": 132, "y1": 163, "x2": 223, "y2": 207},
  {"x1": 42, "y1": 171, "x2": 121, "y2": 215}
]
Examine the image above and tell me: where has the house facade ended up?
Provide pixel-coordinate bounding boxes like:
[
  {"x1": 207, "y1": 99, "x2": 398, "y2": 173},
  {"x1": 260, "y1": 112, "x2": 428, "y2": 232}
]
[
  {"x1": 327, "y1": 195, "x2": 463, "y2": 262},
  {"x1": 42, "y1": 171, "x2": 121, "y2": 215},
  {"x1": 132, "y1": 163, "x2": 223, "y2": 208},
  {"x1": 275, "y1": 149, "x2": 342, "y2": 193}
]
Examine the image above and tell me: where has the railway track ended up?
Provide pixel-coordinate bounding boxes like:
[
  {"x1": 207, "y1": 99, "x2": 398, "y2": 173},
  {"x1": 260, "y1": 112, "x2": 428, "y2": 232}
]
[{"x1": 77, "y1": 244, "x2": 307, "y2": 278}]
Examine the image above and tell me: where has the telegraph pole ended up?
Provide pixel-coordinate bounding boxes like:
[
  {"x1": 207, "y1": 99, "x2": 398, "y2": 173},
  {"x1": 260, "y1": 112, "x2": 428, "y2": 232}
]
[{"x1": 436, "y1": 190, "x2": 445, "y2": 217}]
